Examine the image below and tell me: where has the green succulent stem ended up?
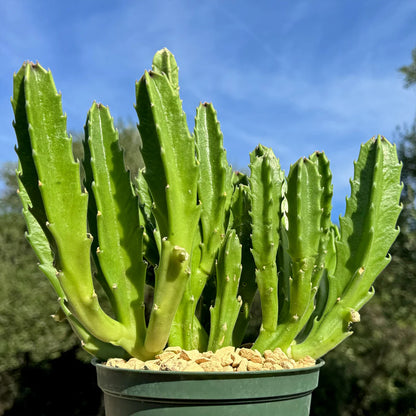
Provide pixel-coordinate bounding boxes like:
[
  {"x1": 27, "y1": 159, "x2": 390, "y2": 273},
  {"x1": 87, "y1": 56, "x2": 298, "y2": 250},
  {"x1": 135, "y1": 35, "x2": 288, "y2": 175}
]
[
  {"x1": 12, "y1": 62, "x2": 140, "y2": 355},
  {"x1": 254, "y1": 156, "x2": 326, "y2": 353},
  {"x1": 230, "y1": 183, "x2": 257, "y2": 346},
  {"x1": 135, "y1": 49, "x2": 202, "y2": 355},
  {"x1": 83, "y1": 103, "x2": 146, "y2": 335},
  {"x1": 135, "y1": 67, "x2": 200, "y2": 248},
  {"x1": 208, "y1": 230, "x2": 243, "y2": 351},
  {"x1": 12, "y1": 49, "x2": 402, "y2": 363},
  {"x1": 170, "y1": 102, "x2": 233, "y2": 349},
  {"x1": 145, "y1": 239, "x2": 191, "y2": 354},
  {"x1": 169, "y1": 232, "x2": 209, "y2": 351},
  {"x1": 291, "y1": 137, "x2": 402, "y2": 359},
  {"x1": 248, "y1": 145, "x2": 284, "y2": 344}
]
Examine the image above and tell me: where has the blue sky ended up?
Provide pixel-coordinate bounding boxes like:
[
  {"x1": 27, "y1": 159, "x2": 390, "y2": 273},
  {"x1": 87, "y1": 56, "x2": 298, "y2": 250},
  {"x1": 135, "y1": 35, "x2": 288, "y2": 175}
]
[{"x1": 1, "y1": 0, "x2": 416, "y2": 217}]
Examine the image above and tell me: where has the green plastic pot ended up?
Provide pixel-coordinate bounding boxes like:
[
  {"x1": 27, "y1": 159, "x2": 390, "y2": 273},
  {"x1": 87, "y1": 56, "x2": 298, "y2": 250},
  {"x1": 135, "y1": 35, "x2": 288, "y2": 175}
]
[{"x1": 93, "y1": 359, "x2": 324, "y2": 415}]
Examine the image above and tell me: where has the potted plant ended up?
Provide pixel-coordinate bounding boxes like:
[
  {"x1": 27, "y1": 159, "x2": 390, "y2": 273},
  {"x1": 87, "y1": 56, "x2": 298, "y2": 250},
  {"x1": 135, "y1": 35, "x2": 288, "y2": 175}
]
[{"x1": 12, "y1": 48, "x2": 402, "y2": 416}]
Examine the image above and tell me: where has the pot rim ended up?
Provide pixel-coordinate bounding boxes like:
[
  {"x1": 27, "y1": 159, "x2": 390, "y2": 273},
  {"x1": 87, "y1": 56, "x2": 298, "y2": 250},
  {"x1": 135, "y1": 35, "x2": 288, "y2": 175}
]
[{"x1": 92, "y1": 357, "x2": 324, "y2": 377}]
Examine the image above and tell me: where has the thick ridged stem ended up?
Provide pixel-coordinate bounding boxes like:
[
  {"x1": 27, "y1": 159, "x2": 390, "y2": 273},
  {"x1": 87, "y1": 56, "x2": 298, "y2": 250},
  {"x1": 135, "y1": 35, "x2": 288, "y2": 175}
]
[
  {"x1": 135, "y1": 66, "x2": 200, "y2": 248},
  {"x1": 208, "y1": 230, "x2": 243, "y2": 351},
  {"x1": 230, "y1": 183, "x2": 257, "y2": 346},
  {"x1": 12, "y1": 65, "x2": 54, "y2": 250},
  {"x1": 169, "y1": 232, "x2": 209, "y2": 351},
  {"x1": 170, "y1": 102, "x2": 233, "y2": 349},
  {"x1": 135, "y1": 169, "x2": 160, "y2": 266},
  {"x1": 248, "y1": 145, "x2": 284, "y2": 341},
  {"x1": 12, "y1": 50, "x2": 403, "y2": 363},
  {"x1": 195, "y1": 103, "x2": 233, "y2": 274},
  {"x1": 296, "y1": 226, "x2": 338, "y2": 343},
  {"x1": 308, "y1": 151, "x2": 333, "y2": 289},
  {"x1": 293, "y1": 152, "x2": 334, "y2": 342},
  {"x1": 13, "y1": 63, "x2": 133, "y2": 352},
  {"x1": 135, "y1": 49, "x2": 201, "y2": 354},
  {"x1": 255, "y1": 157, "x2": 324, "y2": 353},
  {"x1": 83, "y1": 103, "x2": 147, "y2": 344},
  {"x1": 169, "y1": 270, "x2": 209, "y2": 351},
  {"x1": 292, "y1": 137, "x2": 402, "y2": 359},
  {"x1": 18, "y1": 170, "x2": 130, "y2": 360},
  {"x1": 145, "y1": 239, "x2": 190, "y2": 354}
]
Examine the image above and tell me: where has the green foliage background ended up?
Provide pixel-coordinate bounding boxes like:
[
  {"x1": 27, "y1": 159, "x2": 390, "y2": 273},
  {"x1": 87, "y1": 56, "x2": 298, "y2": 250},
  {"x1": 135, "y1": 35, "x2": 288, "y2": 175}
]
[{"x1": 1, "y1": 54, "x2": 416, "y2": 413}]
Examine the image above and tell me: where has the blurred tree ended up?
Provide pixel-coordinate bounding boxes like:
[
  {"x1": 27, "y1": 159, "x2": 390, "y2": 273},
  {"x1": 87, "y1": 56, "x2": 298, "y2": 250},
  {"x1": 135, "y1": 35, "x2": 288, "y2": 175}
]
[
  {"x1": 71, "y1": 118, "x2": 143, "y2": 179},
  {"x1": 114, "y1": 119, "x2": 144, "y2": 177},
  {"x1": 0, "y1": 166, "x2": 78, "y2": 373},
  {"x1": 399, "y1": 47, "x2": 416, "y2": 88},
  {"x1": 0, "y1": 165, "x2": 79, "y2": 414}
]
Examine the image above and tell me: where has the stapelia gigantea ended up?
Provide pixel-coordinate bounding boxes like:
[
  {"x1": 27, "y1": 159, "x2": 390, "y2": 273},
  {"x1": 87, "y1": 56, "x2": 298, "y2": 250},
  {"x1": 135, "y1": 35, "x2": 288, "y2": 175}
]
[{"x1": 12, "y1": 49, "x2": 402, "y2": 362}]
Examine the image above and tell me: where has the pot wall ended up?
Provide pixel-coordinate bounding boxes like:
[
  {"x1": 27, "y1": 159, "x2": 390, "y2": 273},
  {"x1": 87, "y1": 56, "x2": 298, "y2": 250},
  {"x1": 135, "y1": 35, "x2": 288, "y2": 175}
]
[{"x1": 94, "y1": 359, "x2": 324, "y2": 416}]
